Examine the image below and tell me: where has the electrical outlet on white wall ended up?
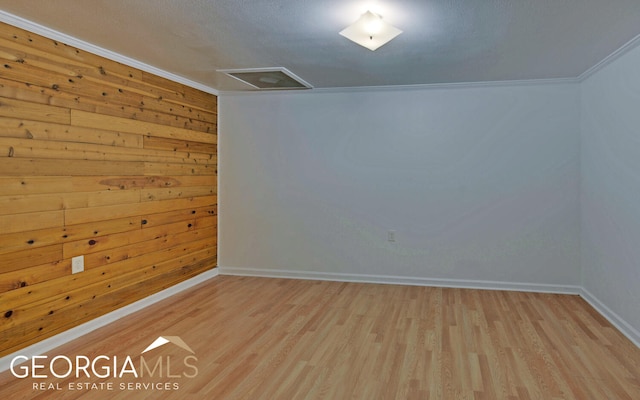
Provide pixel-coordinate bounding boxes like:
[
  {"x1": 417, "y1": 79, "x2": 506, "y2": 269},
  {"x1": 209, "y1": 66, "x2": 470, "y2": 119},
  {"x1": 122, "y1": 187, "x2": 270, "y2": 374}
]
[
  {"x1": 72, "y1": 255, "x2": 84, "y2": 274},
  {"x1": 387, "y1": 230, "x2": 396, "y2": 242}
]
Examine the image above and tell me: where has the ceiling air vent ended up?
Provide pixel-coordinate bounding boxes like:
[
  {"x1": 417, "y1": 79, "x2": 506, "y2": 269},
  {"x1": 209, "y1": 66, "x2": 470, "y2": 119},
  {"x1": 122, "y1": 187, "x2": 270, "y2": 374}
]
[{"x1": 218, "y1": 67, "x2": 312, "y2": 90}]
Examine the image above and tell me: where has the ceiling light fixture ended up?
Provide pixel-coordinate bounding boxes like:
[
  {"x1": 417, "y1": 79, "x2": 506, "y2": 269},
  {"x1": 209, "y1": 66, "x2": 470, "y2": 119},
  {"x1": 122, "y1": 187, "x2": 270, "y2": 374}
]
[{"x1": 339, "y1": 10, "x2": 402, "y2": 51}]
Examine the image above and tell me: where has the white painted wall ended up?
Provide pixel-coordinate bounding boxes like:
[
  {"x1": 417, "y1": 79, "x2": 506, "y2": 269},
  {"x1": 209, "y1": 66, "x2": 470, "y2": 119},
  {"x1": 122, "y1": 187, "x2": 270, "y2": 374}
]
[
  {"x1": 581, "y1": 43, "x2": 640, "y2": 337},
  {"x1": 219, "y1": 83, "x2": 581, "y2": 288}
]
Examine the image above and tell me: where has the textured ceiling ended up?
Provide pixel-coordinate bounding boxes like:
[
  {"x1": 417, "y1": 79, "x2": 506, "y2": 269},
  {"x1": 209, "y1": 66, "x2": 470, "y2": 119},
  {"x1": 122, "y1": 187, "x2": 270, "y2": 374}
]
[{"x1": 0, "y1": 0, "x2": 640, "y2": 91}]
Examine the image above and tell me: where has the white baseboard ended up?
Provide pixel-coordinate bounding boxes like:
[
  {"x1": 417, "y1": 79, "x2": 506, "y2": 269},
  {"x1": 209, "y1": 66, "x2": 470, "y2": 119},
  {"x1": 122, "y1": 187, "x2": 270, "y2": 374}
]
[
  {"x1": 579, "y1": 288, "x2": 640, "y2": 348},
  {"x1": 0, "y1": 268, "x2": 219, "y2": 373},
  {"x1": 220, "y1": 266, "x2": 640, "y2": 348},
  {"x1": 4, "y1": 266, "x2": 636, "y2": 375},
  {"x1": 218, "y1": 266, "x2": 581, "y2": 294}
]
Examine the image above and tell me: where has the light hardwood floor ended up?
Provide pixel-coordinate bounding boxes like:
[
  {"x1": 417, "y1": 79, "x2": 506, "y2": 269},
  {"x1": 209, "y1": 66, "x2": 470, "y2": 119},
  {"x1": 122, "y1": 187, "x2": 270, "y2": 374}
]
[{"x1": 0, "y1": 275, "x2": 638, "y2": 399}]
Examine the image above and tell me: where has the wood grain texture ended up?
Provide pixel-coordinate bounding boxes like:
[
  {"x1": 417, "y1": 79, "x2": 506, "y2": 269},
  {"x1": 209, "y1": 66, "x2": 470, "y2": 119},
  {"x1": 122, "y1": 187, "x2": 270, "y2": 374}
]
[
  {"x1": 0, "y1": 20, "x2": 216, "y2": 356},
  {"x1": 0, "y1": 277, "x2": 637, "y2": 399}
]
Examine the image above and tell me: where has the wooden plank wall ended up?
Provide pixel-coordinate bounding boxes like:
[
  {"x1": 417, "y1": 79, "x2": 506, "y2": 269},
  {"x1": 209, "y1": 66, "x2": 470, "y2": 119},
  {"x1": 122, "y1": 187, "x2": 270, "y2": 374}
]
[{"x1": 0, "y1": 22, "x2": 217, "y2": 357}]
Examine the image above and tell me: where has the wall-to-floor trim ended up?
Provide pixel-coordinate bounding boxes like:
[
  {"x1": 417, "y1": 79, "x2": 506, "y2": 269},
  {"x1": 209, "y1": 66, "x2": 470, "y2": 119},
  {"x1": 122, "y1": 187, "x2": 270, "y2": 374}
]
[
  {"x1": 0, "y1": 268, "x2": 219, "y2": 373},
  {"x1": 579, "y1": 287, "x2": 640, "y2": 348},
  {"x1": 218, "y1": 266, "x2": 581, "y2": 295},
  {"x1": 219, "y1": 266, "x2": 639, "y2": 348},
  {"x1": 0, "y1": 10, "x2": 219, "y2": 96},
  {"x1": 2, "y1": 267, "x2": 637, "y2": 374}
]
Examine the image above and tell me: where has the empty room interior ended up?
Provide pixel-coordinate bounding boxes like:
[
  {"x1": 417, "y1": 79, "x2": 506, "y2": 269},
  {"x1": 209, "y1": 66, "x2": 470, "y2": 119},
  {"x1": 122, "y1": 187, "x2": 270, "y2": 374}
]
[{"x1": 0, "y1": 0, "x2": 639, "y2": 399}]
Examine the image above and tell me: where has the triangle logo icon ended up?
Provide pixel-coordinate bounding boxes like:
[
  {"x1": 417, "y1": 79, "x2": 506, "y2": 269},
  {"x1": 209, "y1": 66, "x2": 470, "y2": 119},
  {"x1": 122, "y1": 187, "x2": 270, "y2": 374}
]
[{"x1": 141, "y1": 336, "x2": 195, "y2": 354}]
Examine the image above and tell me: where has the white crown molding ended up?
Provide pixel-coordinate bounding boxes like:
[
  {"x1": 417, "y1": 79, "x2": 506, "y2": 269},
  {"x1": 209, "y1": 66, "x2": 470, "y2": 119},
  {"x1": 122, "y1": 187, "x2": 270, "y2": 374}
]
[
  {"x1": 0, "y1": 10, "x2": 218, "y2": 95},
  {"x1": 578, "y1": 32, "x2": 640, "y2": 82},
  {"x1": 309, "y1": 77, "x2": 580, "y2": 93},
  {"x1": 218, "y1": 266, "x2": 581, "y2": 294},
  {"x1": 3, "y1": 8, "x2": 639, "y2": 95},
  {"x1": 219, "y1": 77, "x2": 579, "y2": 96},
  {"x1": 0, "y1": 268, "x2": 219, "y2": 373}
]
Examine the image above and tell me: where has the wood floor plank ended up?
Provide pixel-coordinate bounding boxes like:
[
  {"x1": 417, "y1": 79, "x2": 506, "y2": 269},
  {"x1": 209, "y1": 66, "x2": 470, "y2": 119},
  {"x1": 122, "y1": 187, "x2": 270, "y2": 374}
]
[{"x1": 0, "y1": 276, "x2": 638, "y2": 399}]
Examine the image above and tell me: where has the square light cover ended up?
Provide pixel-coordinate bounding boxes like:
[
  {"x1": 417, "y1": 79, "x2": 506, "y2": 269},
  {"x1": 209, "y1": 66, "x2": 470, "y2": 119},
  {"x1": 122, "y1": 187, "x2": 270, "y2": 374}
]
[{"x1": 340, "y1": 11, "x2": 402, "y2": 51}]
